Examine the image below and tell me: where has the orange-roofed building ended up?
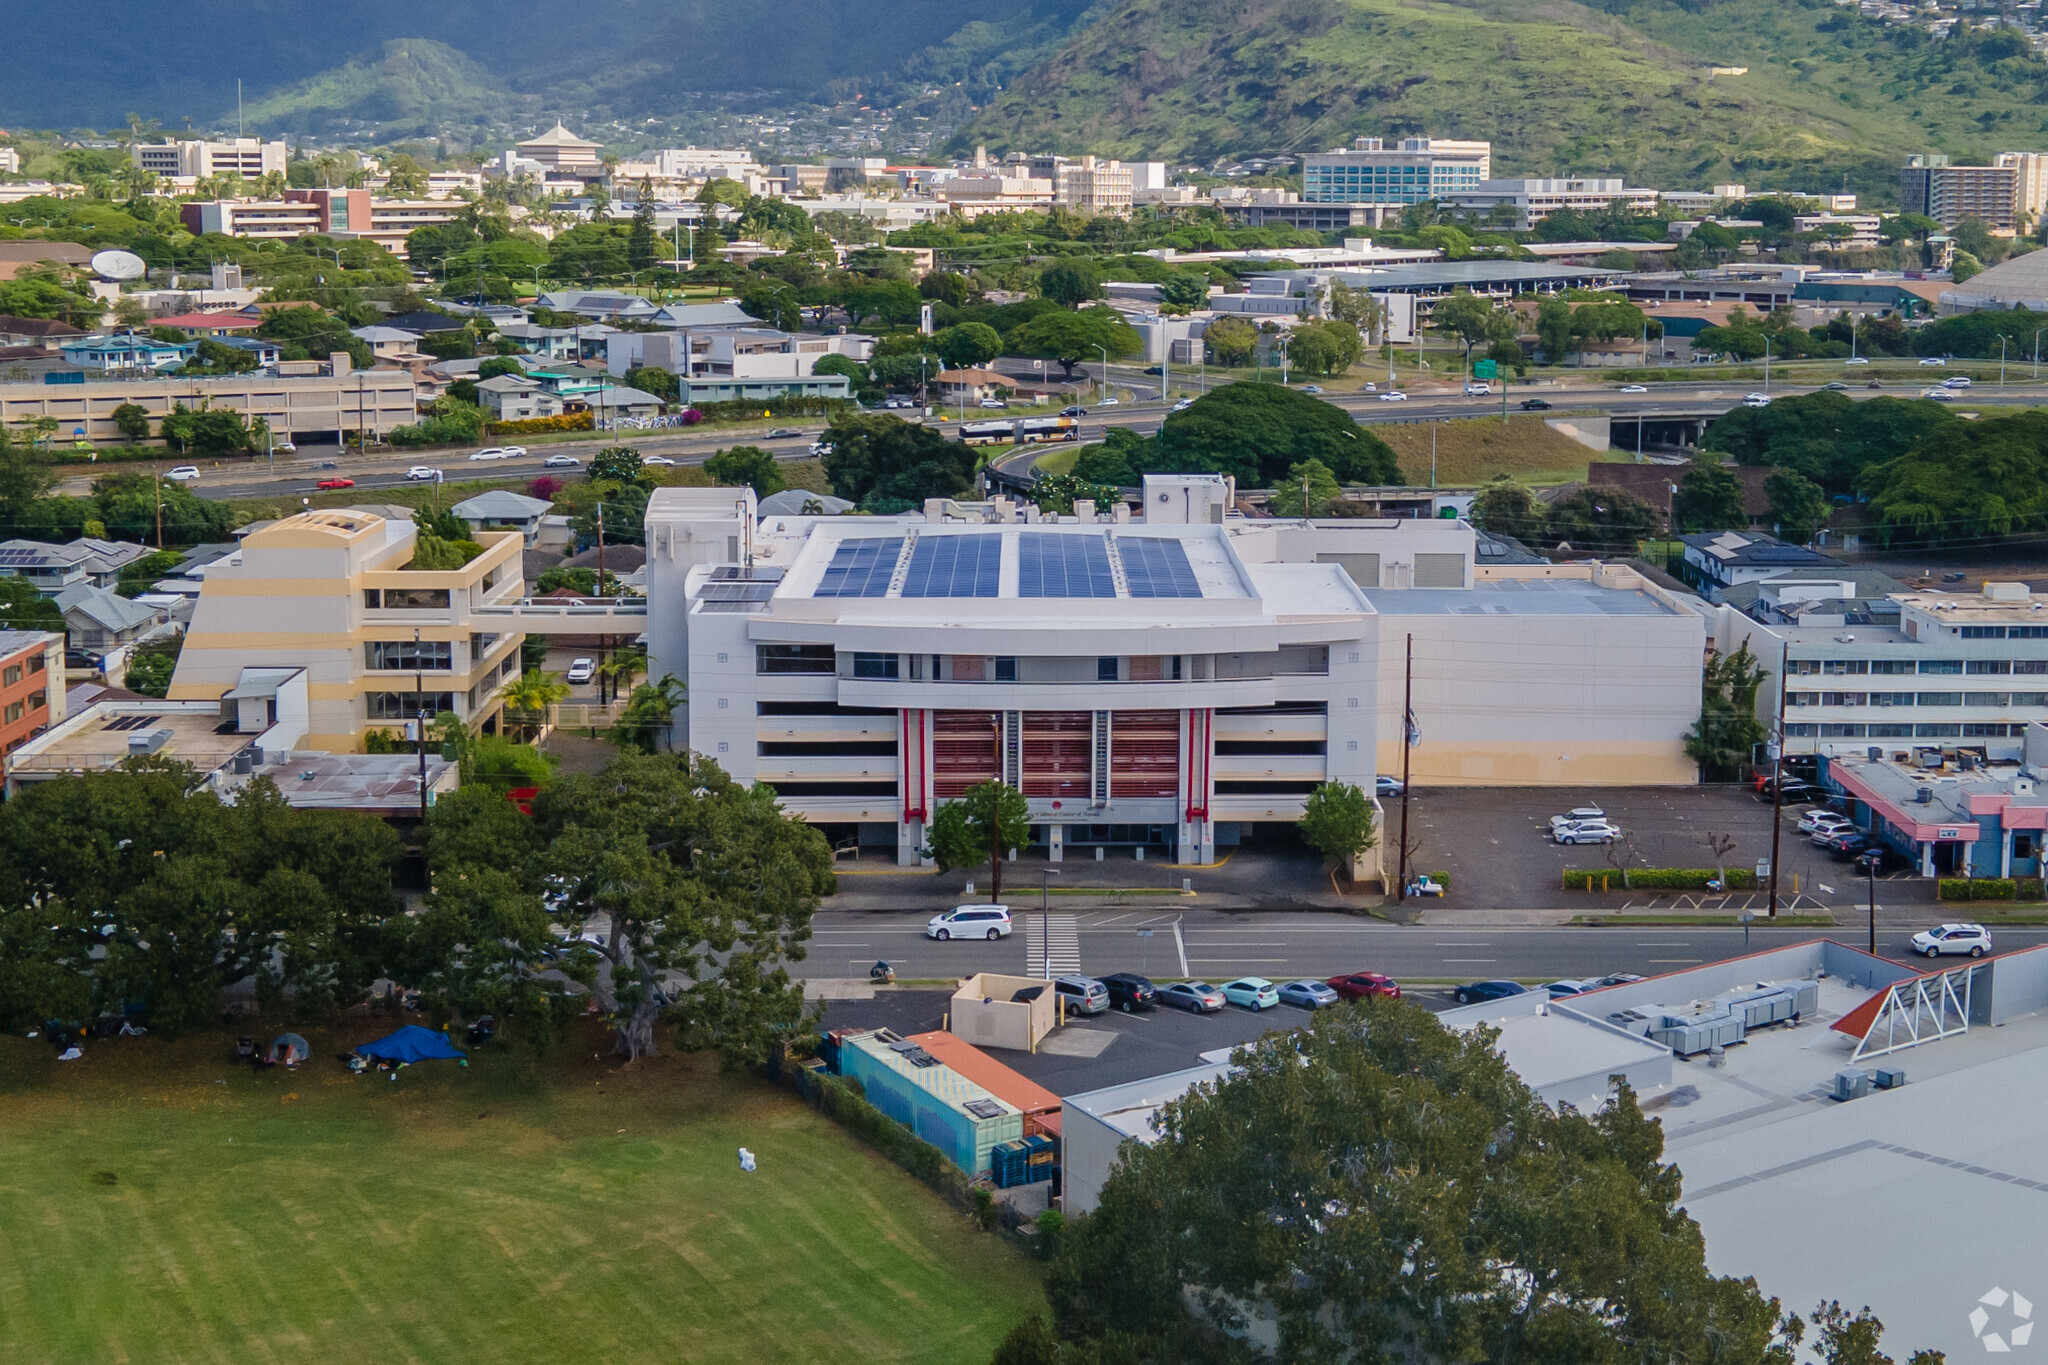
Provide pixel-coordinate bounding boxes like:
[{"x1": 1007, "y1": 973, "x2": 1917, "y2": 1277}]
[{"x1": 908, "y1": 1030, "x2": 1063, "y2": 1135}]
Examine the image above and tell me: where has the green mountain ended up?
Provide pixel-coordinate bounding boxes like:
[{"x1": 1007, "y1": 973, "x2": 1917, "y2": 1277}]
[
  {"x1": 956, "y1": 0, "x2": 2048, "y2": 200},
  {"x1": 241, "y1": 40, "x2": 525, "y2": 136}
]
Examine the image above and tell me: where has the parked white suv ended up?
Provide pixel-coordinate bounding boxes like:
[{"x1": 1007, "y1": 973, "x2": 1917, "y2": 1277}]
[
  {"x1": 927, "y1": 904, "x2": 1012, "y2": 940},
  {"x1": 1801, "y1": 811, "x2": 1854, "y2": 839},
  {"x1": 1911, "y1": 922, "x2": 1990, "y2": 958},
  {"x1": 164, "y1": 465, "x2": 201, "y2": 482}
]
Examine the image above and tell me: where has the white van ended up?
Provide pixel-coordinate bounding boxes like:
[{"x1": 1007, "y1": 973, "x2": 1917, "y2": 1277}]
[{"x1": 926, "y1": 904, "x2": 1012, "y2": 940}]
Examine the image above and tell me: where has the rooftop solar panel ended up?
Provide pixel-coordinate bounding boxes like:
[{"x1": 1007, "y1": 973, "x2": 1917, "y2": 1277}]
[
  {"x1": 1018, "y1": 534, "x2": 1115, "y2": 598},
  {"x1": 900, "y1": 535, "x2": 1001, "y2": 598},
  {"x1": 1119, "y1": 537, "x2": 1202, "y2": 599},
  {"x1": 813, "y1": 538, "x2": 902, "y2": 598}
]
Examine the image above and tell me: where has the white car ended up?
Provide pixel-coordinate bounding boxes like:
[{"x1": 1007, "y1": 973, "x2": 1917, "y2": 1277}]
[
  {"x1": 809, "y1": 441, "x2": 834, "y2": 456},
  {"x1": 564, "y1": 657, "x2": 596, "y2": 685},
  {"x1": 543, "y1": 454, "x2": 580, "y2": 469},
  {"x1": 1798, "y1": 809, "x2": 1852, "y2": 836},
  {"x1": 1549, "y1": 806, "x2": 1606, "y2": 829},
  {"x1": 1300, "y1": 384, "x2": 1323, "y2": 394},
  {"x1": 978, "y1": 398, "x2": 1008, "y2": 410},
  {"x1": 1554, "y1": 820, "x2": 1622, "y2": 845},
  {"x1": 1619, "y1": 384, "x2": 1648, "y2": 393},
  {"x1": 405, "y1": 466, "x2": 441, "y2": 481},
  {"x1": 1943, "y1": 376, "x2": 1973, "y2": 389},
  {"x1": 1923, "y1": 388, "x2": 1956, "y2": 401},
  {"x1": 469, "y1": 446, "x2": 512, "y2": 461},
  {"x1": 643, "y1": 455, "x2": 676, "y2": 466},
  {"x1": 164, "y1": 465, "x2": 201, "y2": 482},
  {"x1": 1463, "y1": 382, "x2": 1491, "y2": 397},
  {"x1": 1741, "y1": 393, "x2": 1772, "y2": 407},
  {"x1": 1844, "y1": 356, "x2": 1871, "y2": 366},
  {"x1": 274, "y1": 439, "x2": 296, "y2": 452},
  {"x1": 1378, "y1": 391, "x2": 1408, "y2": 402},
  {"x1": 1911, "y1": 922, "x2": 1990, "y2": 958},
  {"x1": 1097, "y1": 396, "x2": 1120, "y2": 407},
  {"x1": 1170, "y1": 398, "x2": 1194, "y2": 412},
  {"x1": 926, "y1": 904, "x2": 1012, "y2": 941},
  {"x1": 1918, "y1": 356, "x2": 1947, "y2": 366}
]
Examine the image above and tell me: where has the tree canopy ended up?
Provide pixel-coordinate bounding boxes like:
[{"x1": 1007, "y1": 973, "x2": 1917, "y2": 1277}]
[
  {"x1": 1005, "y1": 306, "x2": 1143, "y2": 380},
  {"x1": 1154, "y1": 384, "x2": 1398, "y2": 487},
  {"x1": 1702, "y1": 393, "x2": 1957, "y2": 497},
  {"x1": 1671, "y1": 459, "x2": 1749, "y2": 534},
  {"x1": 820, "y1": 412, "x2": 979, "y2": 512},
  {"x1": 923, "y1": 780, "x2": 1029, "y2": 904},
  {"x1": 1686, "y1": 643, "x2": 1770, "y2": 782}
]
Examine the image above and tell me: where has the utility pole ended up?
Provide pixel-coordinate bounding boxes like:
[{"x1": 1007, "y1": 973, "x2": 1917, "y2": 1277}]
[
  {"x1": 1430, "y1": 425, "x2": 1437, "y2": 489},
  {"x1": 152, "y1": 464, "x2": 162, "y2": 548},
  {"x1": 1397, "y1": 633, "x2": 1414, "y2": 902},
  {"x1": 1865, "y1": 854, "x2": 1878, "y2": 955},
  {"x1": 1767, "y1": 638, "x2": 1788, "y2": 918}
]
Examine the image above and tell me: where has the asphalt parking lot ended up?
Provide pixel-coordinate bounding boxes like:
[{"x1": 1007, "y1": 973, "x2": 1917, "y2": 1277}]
[
  {"x1": 822, "y1": 985, "x2": 1456, "y2": 1097},
  {"x1": 1388, "y1": 784, "x2": 1882, "y2": 907}
]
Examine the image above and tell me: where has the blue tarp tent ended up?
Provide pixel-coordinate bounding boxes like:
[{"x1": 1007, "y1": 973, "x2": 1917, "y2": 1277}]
[{"x1": 356, "y1": 1025, "x2": 466, "y2": 1063}]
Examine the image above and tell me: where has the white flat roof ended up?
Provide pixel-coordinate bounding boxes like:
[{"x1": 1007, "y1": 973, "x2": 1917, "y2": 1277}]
[{"x1": 1064, "y1": 1060, "x2": 1234, "y2": 1142}]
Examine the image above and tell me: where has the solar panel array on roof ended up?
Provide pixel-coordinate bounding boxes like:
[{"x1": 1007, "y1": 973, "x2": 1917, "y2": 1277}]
[
  {"x1": 901, "y1": 535, "x2": 1001, "y2": 598},
  {"x1": 1119, "y1": 537, "x2": 1202, "y2": 598},
  {"x1": 1018, "y1": 534, "x2": 1114, "y2": 598},
  {"x1": 814, "y1": 538, "x2": 902, "y2": 597},
  {"x1": 0, "y1": 548, "x2": 47, "y2": 566}
]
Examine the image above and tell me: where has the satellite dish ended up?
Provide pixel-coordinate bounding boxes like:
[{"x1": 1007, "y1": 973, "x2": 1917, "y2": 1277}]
[{"x1": 91, "y1": 250, "x2": 146, "y2": 283}]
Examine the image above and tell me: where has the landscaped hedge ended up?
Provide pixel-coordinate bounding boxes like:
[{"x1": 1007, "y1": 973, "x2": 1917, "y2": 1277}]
[
  {"x1": 1564, "y1": 868, "x2": 1759, "y2": 891},
  {"x1": 488, "y1": 413, "x2": 594, "y2": 435},
  {"x1": 790, "y1": 1066, "x2": 972, "y2": 1211},
  {"x1": 1939, "y1": 878, "x2": 2048, "y2": 901}
]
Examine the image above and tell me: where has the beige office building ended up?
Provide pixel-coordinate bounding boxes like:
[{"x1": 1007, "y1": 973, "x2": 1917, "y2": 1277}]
[
  {"x1": 169, "y1": 509, "x2": 527, "y2": 751},
  {"x1": 1055, "y1": 156, "x2": 1136, "y2": 216},
  {"x1": 134, "y1": 138, "x2": 288, "y2": 180},
  {"x1": 0, "y1": 363, "x2": 417, "y2": 444},
  {"x1": 1997, "y1": 152, "x2": 2048, "y2": 229}
]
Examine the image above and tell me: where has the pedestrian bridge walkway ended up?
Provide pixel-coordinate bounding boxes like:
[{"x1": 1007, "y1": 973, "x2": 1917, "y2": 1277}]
[{"x1": 471, "y1": 597, "x2": 649, "y2": 633}]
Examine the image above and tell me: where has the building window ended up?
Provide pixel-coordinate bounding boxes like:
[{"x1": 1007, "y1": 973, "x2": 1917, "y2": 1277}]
[
  {"x1": 2013, "y1": 693, "x2": 2048, "y2": 706},
  {"x1": 1961, "y1": 626, "x2": 2008, "y2": 639},
  {"x1": 1964, "y1": 722, "x2": 2015, "y2": 738},
  {"x1": 1, "y1": 664, "x2": 19, "y2": 687},
  {"x1": 1918, "y1": 659, "x2": 1963, "y2": 675},
  {"x1": 756, "y1": 644, "x2": 835, "y2": 674},
  {"x1": 1868, "y1": 723, "x2": 1914, "y2": 738},
  {"x1": 365, "y1": 587, "x2": 451, "y2": 610},
  {"x1": 716, "y1": 652, "x2": 728, "y2": 664},
  {"x1": 1914, "y1": 723, "x2": 1963, "y2": 738},
  {"x1": 993, "y1": 657, "x2": 1018, "y2": 682},
  {"x1": 1869, "y1": 660, "x2": 1914, "y2": 675},
  {"x1": 1790, "y1": 659, "x2": 1822, "y2": 675},
  {"x1": 1967, "y1": 660, "x2": 2012, "y2": 675},
  {"x1": 2016, "y1": 661, "x2": 2048, "y2": 675},
  {"x1": 1965, "y1": 692, "x2": 2011, "y2": 706},
  {"x1": 27, "y1": 654, "x2": 44, "y2": 674},
  {"x1": 853, "y1": 652, "x2": 901, "y2": 680},
  {"x1": 366, "y1": 691, "x2": 457, "y2": 719},
  {"x1": 1872, "y1": 692, "x2": 1916, "y2": 707},
  {"x1": 366, "y1": 639, "x2": 453, "y2": 671},
  {"x1": 1098, "y1": 657, "x2": 1119, "y2": 682},
  {"x1": 2013, "y1": 626, "x2": 2048, "y2": 639},
  {"x1": 1916, "y1": 692, "x2": 1962, "y2": 707},
  {"x1": 1784, "y1": 723, "x2": 1818, "y2": 737},
  {"x1": 1, "y1": 701, "x2": 20, "y2": 723},
  {"x1": 1822, "y1": 660, "x2": 1869, "y2": 675},
  {"x1": 1820, "y1": 692, "x2": 1867, "y2": 707},
  {"x1": 470, "y1": 633, "x2": 500, "y2": 659},
  {"x1": 26, "y1": 690, "x2": 44, "y2": 712},
  {"x1": 1819, "y1": 724, "x2": 1866, "y2": 737},
  {"x1": 1788, "y1": 692, "x2": 1816, "y2": 707}
]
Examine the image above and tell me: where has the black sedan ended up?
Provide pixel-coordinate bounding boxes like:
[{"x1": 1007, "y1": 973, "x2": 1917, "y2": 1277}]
[
  {"x1": 1453, "y1": 980, "x2": 1530, "y2": 1006},
  {"x1": 1520, "y1": 398, "x2": 1552, "y2": 411},
  {"x1": 1100, "y1": 972, "x2": 1156, "y2": 1012}
]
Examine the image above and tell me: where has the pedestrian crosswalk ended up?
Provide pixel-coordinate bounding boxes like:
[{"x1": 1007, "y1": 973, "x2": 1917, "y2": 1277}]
[{"x1": 1024, "y1": 913, "x2": 1082, "y2": 978}]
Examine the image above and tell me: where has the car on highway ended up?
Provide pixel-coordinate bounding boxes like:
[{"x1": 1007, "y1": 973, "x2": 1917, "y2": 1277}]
[
  {"x1": 469, "y1": 446, "x2": 513, "y2": 461},
  {"x1": 1158, "y1": 980, "x2": 1225, "y2": 1013},
  {"x1": 1619, "y1": 384, "x2": 1648, "y2": 393},
  {"x1": 978, "y1": 398, "x2": 1008, "y2": 409},
  {"x1": 405, "y1": 466, "x2": 441, "y2": 481},
  {"x1": 926, "y1": 904, "x2": 1011, "y2": 940},
  {"x1": 1377, "y1": 391, "x2": 1408, "y2": 402},
  {"x1": 1097, "y1": 396, "x2": 1120, "y2": 406},
  {"x1": 643, "y1": 455, "x2": 676, "y2": 466},
  {"x1": 164, "y1": 465, "x2": 201, "y2": 482},
  {"x1": 1823, "y1": 381, "x2": 1850, "y2": 391},
  {"x1": 1520, "y1": 398, "x2": 1552, "y2": 411},
  {"x1": 1060, "y1": 406, "x2": 1089, "y2": 417},
  {"x1": 1053, "y1": 974, "x2": 1111, "y2": 1015},
  {"x1": 1868, "y1": 380, "x2": 1885, "y2": 388},
  {"x1": 1911, "y1": 922, "x2": 1990, "y2": 958},
  {"x1": 273, "y1": 439, "x2": 296, "y2": 452},
  {"x1": 543, "y1": 454, "x2": 580, "y2": 469},
  {"x1": 1944, "y1": 376, "x2": 1973, "y2": 388},
  {"x1": 1919, "y1": 356, "x2": 1947, "y2": 366},
  {"x1": 1300, "y1": 384, "x2": 1324, "y2": 395},
  {"x1": 884, "y1": 397, "x2": 918, "y2": 409},
  {"x1": 1742, "y1": 393, "x2": 1772, "y2": 407},
  {"x1": 1326, "y1": 970, "x2": 1401, "y2": 1001},
  {"x1": 1100, "y1": 972, "x2": 1156, "y2": 1012},
  {"x1": 1549, "y1": 806, "x2": 1606, "y2": 828},
  {"x1": 1222, "y1": 977, "x2": 1281, "y2": 1010},
  {"x1": 1376, "y1": 775, "x2": 1404, "y2": 797},
  {"x1": 1464, "y1": 382, "x2": 1492, "y2": 397},
  {"x1": 765, "y1": 428, "x2": 802, "y2": 439},
  {"x1": 809, "y1": 441, "x2": 834, "y2": 456},
  {"x1": 1170, "y1": 397, "x2": 1194, "y2": 412},
  {"x1": 565, "y1": 657, "x2": 596, "y2": 685},
  {"x1": 1143, "y1": 365, "x2": 1164, "y2": 376},
  {"x1": 1453, "y1": 979, "x2": 1529, "y2": 1005},
  {"x1": 1278, "y1": 979, "x2": 1340, "y2": 1009},
  {"x1": 316, "y1": 460, "x2": 339, "y2": 469},
  {"x1": 315, "y1": 477, "x2": 355, "y2": 489},
  {"x1": 1553, "y1": 819, "x2": 1621, "y2": 845},
  {"x1": 1844, "y1": 356, "x2": 1870, "y2": 366},
  {"x1": 1923, "y1": 387, "x2": 1956, "y2": 401}
]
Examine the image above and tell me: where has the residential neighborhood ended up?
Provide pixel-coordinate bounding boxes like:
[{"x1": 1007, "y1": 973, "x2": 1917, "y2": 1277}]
[{"x1": 6, "y1": 5, "x2": 2048, "y2": 1362}]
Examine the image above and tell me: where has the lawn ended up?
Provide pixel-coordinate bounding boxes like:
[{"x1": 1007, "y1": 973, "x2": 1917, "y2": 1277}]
[
  {"x1": 1376, "y1": 415, "x2": 1599, "y2": 487},
  {"x1": 0, "y1": 1021, "x2": 1042, "y2": 1365}
]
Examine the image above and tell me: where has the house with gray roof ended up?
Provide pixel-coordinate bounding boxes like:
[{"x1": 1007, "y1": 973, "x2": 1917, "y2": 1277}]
[
  {"x1": 453, "y1": 490, "x2": 557, "y2": 545},
  {"x1": 54, "y1": 584, "x2": 168, "y2": 652}
]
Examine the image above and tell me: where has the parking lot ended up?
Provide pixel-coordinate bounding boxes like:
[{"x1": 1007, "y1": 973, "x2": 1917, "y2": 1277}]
[{"x1": 1388, "y1": 783, "x2": 1914, "y2": 909}]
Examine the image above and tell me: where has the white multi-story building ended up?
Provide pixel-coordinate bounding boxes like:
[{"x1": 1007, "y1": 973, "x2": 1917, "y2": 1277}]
[
  {"x1": 1996, "y1": 151, "x2": 2048, "y2": 229},
  {"x1": 1055, "y1": 155, "x2": 1135, "y2": 216},
  {"x1": 1447, "y1": 178, "x2": 1660, "y2": 229},
  {"x1": 134, "y1": 138, "x2": 287, "y2": 180},
  {"x1": 942, "y1": 174, "x2": 1056, "y2": 216},
  {"x1": 643, "y1": 477, "x2": 1705, "y2": 865},
  {"x1": 1302, "y1": 137, "x2": 1491, "y2": 206},
  {"x1": 0, "y1": 148, "x2": 21, "y2": 176}
]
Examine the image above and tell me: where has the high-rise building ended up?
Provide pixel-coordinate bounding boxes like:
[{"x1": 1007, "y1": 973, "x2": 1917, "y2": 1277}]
[
  {"x1": 1901, "y1": 155, "x2": 2018, "y2": 231},
  {"x1": 133, "y1": 138, "x2": 288, "y2": 180},
  {"x1": 1996, "y1": 152, "x2": 2048, "y2": 229},
  {"x1": 1302, "y1": 137, "x2": 1491, "y2": 205}
]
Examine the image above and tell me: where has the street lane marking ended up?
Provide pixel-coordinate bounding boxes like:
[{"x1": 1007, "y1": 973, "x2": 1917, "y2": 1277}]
[
  {"x1": 1435, "y1": 941, "x2": 1491, "y2": 946},
  {"x1": 1649, "y1": 958, "x2": 1703, "y2": 964},
  {"x1": 1188, "y1": 958, "x2": 1289, "y2": 964},
  {"x1": 1443, "y1": 958, "x2": 1496, "y2": 963}
]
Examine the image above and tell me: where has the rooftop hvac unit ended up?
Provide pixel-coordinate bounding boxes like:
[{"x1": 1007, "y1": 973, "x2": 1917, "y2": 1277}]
[
  {"x1": 1649, "y1": 1010, "x2": 1745, "y2": 1056},
  {"x1": 1915, "y1": 787, "x2": 1934, "y2": 804},
  {"x1": 1711, "y1": 985, "x2": 1801, "y2": 1030},
  {"x1": 1871, "y1": 1067, "x2": 1907, "y2": 1090},
  {"x1": 126, "y1": 729, "x2": 172, "y2": 756},
  {"x1": 1832, "y1": 1069, "x2": 1870, "y2": 1102},
  {"x1": 1772, "y1": 978, "x2": 1820, "y2": 1017},
  {"x1": 1606, "y1": 1009, "x2": 1656, "y2": 1037}
]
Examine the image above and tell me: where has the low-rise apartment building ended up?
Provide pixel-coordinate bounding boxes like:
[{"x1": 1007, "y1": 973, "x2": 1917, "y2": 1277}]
[
  {"x1": 181, "y1": 190, "x2": 463, "y2": 258},
  {"x1": 0, "y1": 361, "x2": 416, "y2": 444},
  {"x1": 0, "y1": 630, "x2": 63, "y2": 758},
  {"x1": 643, "y1": 476, "x2": 1705, "y2": 866},
  {"x1": 1447, "y1": 178, "x2": 1660, "y2": 229},
  {"x1": 167, "y1": 508, "x2": 528, "y2": 751}
]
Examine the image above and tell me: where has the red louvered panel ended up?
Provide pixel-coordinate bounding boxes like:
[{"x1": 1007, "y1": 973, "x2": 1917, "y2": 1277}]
[
  {"x1": 933, "y1": 710, "x2": 999, "y2": 798},
  {"x1": 1113, "y1": 710, "x2": 1181, "y2": 798},
  {"x1": 1023, "y1": 711, "x2": 1090, "y2": 798}
]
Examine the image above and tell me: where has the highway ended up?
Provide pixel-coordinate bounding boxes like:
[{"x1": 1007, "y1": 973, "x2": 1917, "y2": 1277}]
[
  {"x1": 75, "y1": 371, "x2": 2048, "y2": 503},
  {"x1": 805, "y1": 909, "x2": 2048, "y2": 986}
]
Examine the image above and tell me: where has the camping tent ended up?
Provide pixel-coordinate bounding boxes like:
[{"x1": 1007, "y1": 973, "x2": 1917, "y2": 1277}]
[
  {"x1": 268, "y1": 1033, "x2": 309, "y2": 1064},
  {"x1": 355, "y1": 1025, "x2": 466, "y2": 1063}
]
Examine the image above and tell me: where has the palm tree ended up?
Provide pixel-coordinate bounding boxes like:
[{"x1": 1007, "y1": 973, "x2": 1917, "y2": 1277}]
[
  {"x1": 597, "y1": 647, "x2": 645, "y2": 703},
  {"x1": 609, "y1": 674, "x2": 685, "y2": 754},
  {"x1": 497, "y1": 668, "x2": 571, "y2": 740}
]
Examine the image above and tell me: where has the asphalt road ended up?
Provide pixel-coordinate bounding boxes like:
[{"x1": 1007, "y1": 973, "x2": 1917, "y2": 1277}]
[
  {"x1": 78, "y1": 373, "x2": 2048, "y2": 502},
  {"x1": 808, "y1": 910, "x2": 2048, "y2": 986}
]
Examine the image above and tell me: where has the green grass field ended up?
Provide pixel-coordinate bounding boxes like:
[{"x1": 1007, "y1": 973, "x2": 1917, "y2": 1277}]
[
  {"x1": 1377, "y1": 415, "x2": 1598, "y2": 487},
  {"x1": 0, "y1": 1022, "x2": 1041, "y2": 1365}
]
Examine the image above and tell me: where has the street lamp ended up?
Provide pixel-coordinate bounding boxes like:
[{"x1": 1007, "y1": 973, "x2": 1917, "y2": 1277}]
[
  {"x1": 1762, "y1": 333, "x2": 1772, "y2": 392},
  {"x1": 1095, "y1": 345, "x2": 1109, "y2": 404},
  {"x1": 2035, "y1": 327, "x2": 2048, "y2": 382},
  {"x1": 2000, "y1": 334, "x2": 2009, "y2": 389}
]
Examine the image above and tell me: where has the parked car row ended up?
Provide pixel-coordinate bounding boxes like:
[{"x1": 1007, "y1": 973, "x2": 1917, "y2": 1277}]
[{"x1": 1549, "y1": 805, "x2": 1621, "y2": 845}]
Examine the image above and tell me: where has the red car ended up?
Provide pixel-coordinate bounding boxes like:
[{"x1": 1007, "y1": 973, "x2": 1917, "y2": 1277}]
[
  {"x1": 1326, "y1": 971, "x2": 1402, "y2": 1001},
  {"x1": 315, "y1": 477, "x2": 356, "y2": 490}
]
